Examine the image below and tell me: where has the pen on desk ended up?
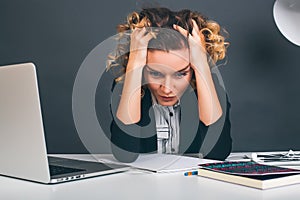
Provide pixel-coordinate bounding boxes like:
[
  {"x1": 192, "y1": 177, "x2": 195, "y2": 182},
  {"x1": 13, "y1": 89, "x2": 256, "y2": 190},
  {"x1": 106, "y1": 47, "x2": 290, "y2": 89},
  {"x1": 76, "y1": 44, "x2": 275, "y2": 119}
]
[{"x1": 184, "y1": 171, "x2": 198, "y2": 176}]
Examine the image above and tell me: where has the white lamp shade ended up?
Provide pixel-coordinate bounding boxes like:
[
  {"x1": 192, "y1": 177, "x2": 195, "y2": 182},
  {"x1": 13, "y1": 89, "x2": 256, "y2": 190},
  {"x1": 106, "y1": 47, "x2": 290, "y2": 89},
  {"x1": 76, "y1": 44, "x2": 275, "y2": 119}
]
[{"x1": 273, "y1": 0, "x2": 300, "y2": 46}]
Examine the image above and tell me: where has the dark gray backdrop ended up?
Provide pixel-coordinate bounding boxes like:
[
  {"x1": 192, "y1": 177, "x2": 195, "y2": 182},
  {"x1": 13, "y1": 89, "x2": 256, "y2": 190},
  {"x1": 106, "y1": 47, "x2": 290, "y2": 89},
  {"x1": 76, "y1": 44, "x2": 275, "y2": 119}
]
[{"x1": 1, "y1": 0, "x2": 300, "y2": 153}]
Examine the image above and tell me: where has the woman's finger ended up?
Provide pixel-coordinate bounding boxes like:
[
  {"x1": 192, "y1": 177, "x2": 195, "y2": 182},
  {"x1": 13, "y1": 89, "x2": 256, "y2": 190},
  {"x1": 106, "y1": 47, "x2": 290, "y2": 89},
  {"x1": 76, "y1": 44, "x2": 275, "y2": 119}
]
[
  {"x1": 143, "y1": 31, "x2": 154, "y2": 43},
  {"x1": 132, "y1": 27, "x2": 146, "y2": 39},
  {"x1": 191, "y1": 20, "x2": 204, "y2": 45},
  {"x1": 173, "y1": 24, "x2": 189, "y2": 37},
  {"x1": 130, "y1": 29, "x2": 154, "y2": 52},
  {"x1": 192, "y1": 20, "x2": 200, "y2": 40},
  {"x1": 191, "y1": 19, "x2": 200, "y2": 34}
]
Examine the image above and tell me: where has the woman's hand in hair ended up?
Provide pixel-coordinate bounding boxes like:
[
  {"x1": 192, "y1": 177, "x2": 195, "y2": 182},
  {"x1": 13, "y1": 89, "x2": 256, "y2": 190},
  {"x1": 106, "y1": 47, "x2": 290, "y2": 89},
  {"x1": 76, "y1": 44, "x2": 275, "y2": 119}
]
[
  {"x1": 127, "y1": 27, "x2": 154, "y2": 71},
  {"x1": 173, "y1": 20, "x2": 208, "y2": 73},
  {"x1": 116, "y1": 27, "x2": 154, "y2": 125},
  {"x1": 173, "y1": 20, "x2": 222, "y2": 126}
]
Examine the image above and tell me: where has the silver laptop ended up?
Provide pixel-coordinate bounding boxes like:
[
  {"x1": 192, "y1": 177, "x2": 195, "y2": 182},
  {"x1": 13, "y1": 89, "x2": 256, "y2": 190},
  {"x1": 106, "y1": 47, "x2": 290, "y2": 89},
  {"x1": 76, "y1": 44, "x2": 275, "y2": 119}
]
[{"x1": 0, "y1": 62, "x2": 129, "y2": 184}]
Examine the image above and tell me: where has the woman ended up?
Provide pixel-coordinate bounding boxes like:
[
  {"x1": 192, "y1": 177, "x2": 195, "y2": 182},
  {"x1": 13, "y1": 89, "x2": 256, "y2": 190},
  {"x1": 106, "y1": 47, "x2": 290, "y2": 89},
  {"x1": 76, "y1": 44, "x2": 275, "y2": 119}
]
[{"x1": 107, "y1": 7, "x2": 232, "y2": 162}]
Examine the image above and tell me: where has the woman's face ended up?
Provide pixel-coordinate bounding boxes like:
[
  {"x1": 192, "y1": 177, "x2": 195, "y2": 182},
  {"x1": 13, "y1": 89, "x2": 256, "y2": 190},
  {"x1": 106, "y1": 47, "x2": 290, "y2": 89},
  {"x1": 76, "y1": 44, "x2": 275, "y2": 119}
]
[{"x1": 144, "y1": 48, "x2": 192, "y2": 106}]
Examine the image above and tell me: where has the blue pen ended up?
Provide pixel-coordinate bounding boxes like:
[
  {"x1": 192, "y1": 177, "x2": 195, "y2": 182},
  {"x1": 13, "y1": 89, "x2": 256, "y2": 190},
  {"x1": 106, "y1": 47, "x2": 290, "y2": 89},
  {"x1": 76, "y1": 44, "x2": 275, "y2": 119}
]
[{"x1": 184, "y1": 171, "x2": 198, "y2": 176}]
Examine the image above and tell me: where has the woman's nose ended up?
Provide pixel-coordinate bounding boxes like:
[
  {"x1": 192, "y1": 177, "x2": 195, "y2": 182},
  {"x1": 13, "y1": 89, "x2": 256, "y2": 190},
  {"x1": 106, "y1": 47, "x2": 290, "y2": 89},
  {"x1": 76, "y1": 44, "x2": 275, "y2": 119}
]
[
  {"x1": 160, "y1": 78, "x2": 173, "y2": 94},
  {"x1": 160, "y1": 85, "x2": 172, "y2": 94}
]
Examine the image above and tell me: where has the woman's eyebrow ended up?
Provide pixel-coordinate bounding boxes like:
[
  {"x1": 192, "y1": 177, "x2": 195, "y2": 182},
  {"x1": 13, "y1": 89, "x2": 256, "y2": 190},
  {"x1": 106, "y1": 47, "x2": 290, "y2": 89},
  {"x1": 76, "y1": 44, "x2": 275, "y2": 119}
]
[
  {"x1": 177, "y1": 64, "x2": 191, "y2": 72},
  {"x1": 144, "y1": 65, "x2": 157, "y2": 72},
  {"x1": 145, "y1": 64, "x2": 190, "y2": 72}
]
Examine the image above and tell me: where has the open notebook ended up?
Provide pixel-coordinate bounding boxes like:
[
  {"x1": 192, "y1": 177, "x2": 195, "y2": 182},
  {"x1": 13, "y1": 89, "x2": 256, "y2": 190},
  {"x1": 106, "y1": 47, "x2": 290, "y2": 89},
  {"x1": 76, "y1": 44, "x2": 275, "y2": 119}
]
[{"x1": 95, "y1": 153, "x2": 218, "y2": 173}]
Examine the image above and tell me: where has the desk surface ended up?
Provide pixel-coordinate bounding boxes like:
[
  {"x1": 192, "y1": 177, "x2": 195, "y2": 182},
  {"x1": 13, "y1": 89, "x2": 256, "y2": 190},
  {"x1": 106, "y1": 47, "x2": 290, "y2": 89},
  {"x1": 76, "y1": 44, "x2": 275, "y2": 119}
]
[{"x1": 1, "y1": 153, "x2": 300, "y2": 200}]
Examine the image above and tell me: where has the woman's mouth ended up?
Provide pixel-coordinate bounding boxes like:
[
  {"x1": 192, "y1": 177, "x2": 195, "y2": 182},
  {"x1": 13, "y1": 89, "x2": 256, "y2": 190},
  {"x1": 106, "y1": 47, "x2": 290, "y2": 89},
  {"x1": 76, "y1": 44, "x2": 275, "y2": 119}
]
[{"x1": 159, "y1": 95, "x2": 176, "y2": 102}]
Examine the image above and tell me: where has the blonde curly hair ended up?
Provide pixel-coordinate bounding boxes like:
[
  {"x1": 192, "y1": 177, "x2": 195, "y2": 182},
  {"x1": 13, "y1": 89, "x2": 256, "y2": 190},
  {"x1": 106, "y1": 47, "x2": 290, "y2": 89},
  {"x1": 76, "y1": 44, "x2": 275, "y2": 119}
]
[{"x1": 107, "y1": 7, "x2": 229, "y2": 83}]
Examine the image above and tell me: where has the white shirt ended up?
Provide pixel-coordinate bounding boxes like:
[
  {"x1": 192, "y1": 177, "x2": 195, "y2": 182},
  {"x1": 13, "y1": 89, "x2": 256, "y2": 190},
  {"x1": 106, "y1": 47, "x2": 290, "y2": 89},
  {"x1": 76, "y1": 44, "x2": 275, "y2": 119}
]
[{"x1": 151, "y1": 94, "x2": 181, "y2": 154}]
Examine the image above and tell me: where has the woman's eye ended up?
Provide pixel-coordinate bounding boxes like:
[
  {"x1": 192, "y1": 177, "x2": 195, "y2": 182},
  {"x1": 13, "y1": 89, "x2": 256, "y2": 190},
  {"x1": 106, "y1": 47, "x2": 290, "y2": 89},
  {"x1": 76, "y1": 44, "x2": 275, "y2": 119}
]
[
  {"x1": 175, "y1": 72, "x2": 188, "y2": 78},
  {"x1": 150, "y1": 71, "x2": 163, "y2": 78}
]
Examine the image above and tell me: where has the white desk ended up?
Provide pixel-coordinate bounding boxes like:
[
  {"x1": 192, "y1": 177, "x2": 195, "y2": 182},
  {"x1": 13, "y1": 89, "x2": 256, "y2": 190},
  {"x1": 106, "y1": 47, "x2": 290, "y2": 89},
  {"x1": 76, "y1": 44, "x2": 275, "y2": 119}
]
[{"x1": 1, "y1": 153, "x2": 300, "y2": 200}]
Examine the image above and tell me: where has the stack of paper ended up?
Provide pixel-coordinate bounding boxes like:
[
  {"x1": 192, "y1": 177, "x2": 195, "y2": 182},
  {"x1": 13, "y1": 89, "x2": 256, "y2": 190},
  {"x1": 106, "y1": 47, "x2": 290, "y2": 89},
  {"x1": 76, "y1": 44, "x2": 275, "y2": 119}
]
[{"x1": 94, "y1": 153, "x2": 218, "y2": 173}]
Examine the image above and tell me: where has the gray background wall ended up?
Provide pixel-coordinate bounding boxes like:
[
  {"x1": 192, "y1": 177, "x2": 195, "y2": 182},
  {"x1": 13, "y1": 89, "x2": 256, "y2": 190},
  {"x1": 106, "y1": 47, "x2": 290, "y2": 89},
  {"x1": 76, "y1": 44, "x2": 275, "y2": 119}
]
[{"x1": 1, "y1": 0, "x2": 300, "y2": 154}]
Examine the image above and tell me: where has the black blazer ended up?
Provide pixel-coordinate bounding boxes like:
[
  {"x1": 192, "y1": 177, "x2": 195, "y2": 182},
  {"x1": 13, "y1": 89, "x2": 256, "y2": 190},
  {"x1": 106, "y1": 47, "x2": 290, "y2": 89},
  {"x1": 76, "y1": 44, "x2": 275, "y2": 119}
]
[{"x1": 109, "y1": 74, "x2": 232, "y2": 163}]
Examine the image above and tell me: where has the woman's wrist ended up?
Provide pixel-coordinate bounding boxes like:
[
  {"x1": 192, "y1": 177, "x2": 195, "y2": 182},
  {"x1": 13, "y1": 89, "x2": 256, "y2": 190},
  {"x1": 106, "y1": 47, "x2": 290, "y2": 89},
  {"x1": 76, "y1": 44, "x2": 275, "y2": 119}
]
[
  {"x1": 127, "y1": 51, "x2": 147, "y2": 70},
  {"x1": 191, "y1": 58, "x2": 211, "y2": 76}
]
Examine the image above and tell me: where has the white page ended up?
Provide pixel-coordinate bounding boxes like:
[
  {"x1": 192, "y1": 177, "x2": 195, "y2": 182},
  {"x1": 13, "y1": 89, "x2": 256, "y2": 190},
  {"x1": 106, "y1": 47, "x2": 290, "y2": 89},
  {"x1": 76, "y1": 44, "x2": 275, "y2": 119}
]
[{"x1": 94, "y1": 153, "x2": 218, "y2": 173}]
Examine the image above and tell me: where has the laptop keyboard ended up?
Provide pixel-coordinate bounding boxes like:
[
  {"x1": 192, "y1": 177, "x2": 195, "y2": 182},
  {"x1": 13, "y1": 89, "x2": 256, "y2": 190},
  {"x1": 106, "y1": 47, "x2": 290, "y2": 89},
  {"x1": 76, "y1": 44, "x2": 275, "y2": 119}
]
[{"x1": 49, "y1": 165, "x2": 85, "y2": 176}]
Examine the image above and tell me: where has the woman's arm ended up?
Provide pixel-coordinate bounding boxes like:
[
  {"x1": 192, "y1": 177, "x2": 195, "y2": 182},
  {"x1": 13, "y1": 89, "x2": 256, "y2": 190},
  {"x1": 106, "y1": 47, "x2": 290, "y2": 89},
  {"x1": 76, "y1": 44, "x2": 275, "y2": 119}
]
[
  {"x1": 110, "y1": 85, "x2": 157, "y2": 163},
  {"x1": 174, "y1": 21, "x2": 222, "y2": 126},
  {"x1": 193, "y1": 58, "x2": 223, "y2": 126},
  {"x1": 116, "y1": 27, "x2": 153, "y2": 124},
  {"x1": 203, "y1": 95, "x2": 232, "y2": 160}
]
